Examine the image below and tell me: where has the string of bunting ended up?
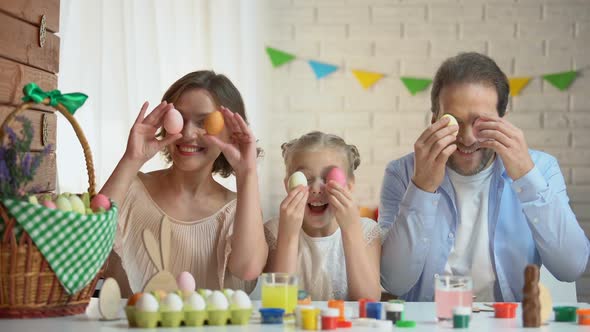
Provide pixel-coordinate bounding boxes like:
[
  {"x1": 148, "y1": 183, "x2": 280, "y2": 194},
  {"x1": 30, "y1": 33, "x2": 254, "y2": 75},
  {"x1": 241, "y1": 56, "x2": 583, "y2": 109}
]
[{"x1": 266, "y1": 46, "x2": 587, "y2": 96}]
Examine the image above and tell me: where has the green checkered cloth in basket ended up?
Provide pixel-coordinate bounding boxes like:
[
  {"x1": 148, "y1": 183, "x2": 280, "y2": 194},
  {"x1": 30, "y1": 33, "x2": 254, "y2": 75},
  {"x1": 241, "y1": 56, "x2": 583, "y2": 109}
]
[{"x1": 0, "y1": 198, "x2": 118, "y2": 294}]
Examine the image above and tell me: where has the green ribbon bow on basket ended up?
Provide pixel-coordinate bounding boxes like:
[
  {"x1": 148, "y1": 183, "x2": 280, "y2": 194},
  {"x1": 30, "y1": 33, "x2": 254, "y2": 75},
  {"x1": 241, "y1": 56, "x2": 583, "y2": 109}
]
[{"x1": 21, "y1": 82, "x2": 88, "y2": 115}]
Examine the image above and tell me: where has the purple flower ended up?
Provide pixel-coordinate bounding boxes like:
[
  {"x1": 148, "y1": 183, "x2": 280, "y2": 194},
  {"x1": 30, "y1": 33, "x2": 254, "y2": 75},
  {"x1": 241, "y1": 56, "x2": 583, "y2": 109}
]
[
  {"x1": 22, "y1": 153, "x2": 32, "y2": 177},
  {"x1": 5, "y1": 127, "x2": 17, "y2": 146},
  {"x1": 0, "y1": 159, "x2": 9, "y2": 181}
]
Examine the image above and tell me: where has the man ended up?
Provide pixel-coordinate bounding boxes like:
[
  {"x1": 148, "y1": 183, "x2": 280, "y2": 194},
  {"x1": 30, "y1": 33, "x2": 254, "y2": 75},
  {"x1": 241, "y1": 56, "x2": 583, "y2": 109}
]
[{"x1": 379, "y1": 52, "x2": 589, "y2": 302}]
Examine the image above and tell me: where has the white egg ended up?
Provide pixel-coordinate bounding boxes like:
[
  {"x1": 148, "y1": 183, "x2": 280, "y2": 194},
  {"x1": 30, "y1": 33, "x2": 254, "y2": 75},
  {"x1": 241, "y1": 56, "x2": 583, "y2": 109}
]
[
  {"x1": 200, "y1": 289, "x2": 212, "y2": 298},
  {"x1": 184, "y1": 292, "x2": 206, "y2": 311},
  {"x1": 136, "y1": 293, "x2": 159, "y2": 312},
  {"x1": 224, "y1": 289, "x2": 234, "y2": 300},
  {"x1": 207, "y1": 290, "x2": 229, "y2": 310},
  {"x1": 288, "y1": 171, "x2": 307, "y2": 191},
  {"x1": 161, "y1": 292, "x2": 183, "y2": 312},
  {"x1": 231, "y1": 290, "x2": 252, "y2": 309}
]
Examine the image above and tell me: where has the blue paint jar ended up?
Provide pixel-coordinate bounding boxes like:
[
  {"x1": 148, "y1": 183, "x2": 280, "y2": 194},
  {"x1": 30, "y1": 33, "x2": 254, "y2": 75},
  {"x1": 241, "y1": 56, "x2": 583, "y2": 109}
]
[
  {"x1": 366, "y1": 302, "x2": 383, "y2": 320},
  {"x1": 260, "y1": 308, "x2": 285, "y2": 324}
]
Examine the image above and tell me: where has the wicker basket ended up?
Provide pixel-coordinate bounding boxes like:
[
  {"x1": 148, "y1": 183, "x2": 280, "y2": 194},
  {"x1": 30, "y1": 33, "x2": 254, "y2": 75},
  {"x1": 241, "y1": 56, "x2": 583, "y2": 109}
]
[{"x1": 0, "y1": 96, "x2": 113, "y2": 318}]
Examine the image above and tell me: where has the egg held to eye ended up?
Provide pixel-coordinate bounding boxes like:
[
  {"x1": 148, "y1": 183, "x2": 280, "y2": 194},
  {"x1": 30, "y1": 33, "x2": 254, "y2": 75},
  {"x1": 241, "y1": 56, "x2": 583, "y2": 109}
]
[
  {"x1": 326, "y1": 167, "x2": 347, "y2": 187},
  {"x1": 441, "y1": 114, "x2": 459, "y2": 136},
  {"x1": 204, "y1": 111, "x2": 224, "y2": 135},
  {"x1": 163, "y1": 108, "x2": 183, "y2": 135},
  {"x1": 288, "y1": 171, "x2": 307, "y2": 191}
]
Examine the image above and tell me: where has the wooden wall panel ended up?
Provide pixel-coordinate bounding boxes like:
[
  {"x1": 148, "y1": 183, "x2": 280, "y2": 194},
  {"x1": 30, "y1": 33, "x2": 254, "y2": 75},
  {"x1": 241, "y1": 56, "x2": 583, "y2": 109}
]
[
  {"x1": 0, "y1": 0, "x2": 60, "y2": 32},
  {"x1": 0, "y1": 57, "x2": 58, "y2": 111},
  {"x1": 0, "y1": 12, "x2": 60, "y2": 74},
  {"x1": 0, "y1": 106, "x2": 56, "y2": 152}
]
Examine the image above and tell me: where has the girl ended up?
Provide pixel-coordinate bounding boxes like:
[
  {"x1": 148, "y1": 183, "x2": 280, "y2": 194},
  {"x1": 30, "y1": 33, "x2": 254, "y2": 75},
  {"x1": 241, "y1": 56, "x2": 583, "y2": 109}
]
[
  {"x1": 101, "y1": 71, "x2": 267, "y2": 294},
  {"x1": 264, "y1": 131, "x2": 382, "y2": 300}
]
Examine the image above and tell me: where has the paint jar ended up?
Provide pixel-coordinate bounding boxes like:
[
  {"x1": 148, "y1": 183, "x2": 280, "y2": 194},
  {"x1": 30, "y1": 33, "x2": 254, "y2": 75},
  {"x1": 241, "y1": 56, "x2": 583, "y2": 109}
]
[
  {"x1": 296, "y1": 305, "x2": 315, "y2": 328},
  {"x1": 385, "y1": 302, "x2": 404, "y2": 324},
  {"x1": 452, "y1": 306, "x2": 471, "y2": 328},
  {"x1": 366, "y1": 302, "x2": 383, "y2": 320},
  {"x1": 328, "y1": 299, "x2": 345, "y2": 321},
  {"x1": 493, "y1": 302, "x2": 518, "y2": 319},
  {"x1": 321, "y1": 308, "x2": 340, "y2": 330},
  {"x1": 577, "y1": 308, "x2": 590, "y2": 325},
  {"x1": 389, "y1": 299, "x2": 406, "y2": 320},
  {"x1": 259, "y1": 308, "x2": 285, "y2": 324},
  {"x1": 396, "y1": 320, "x2": 417, "y2": 328},
  {"x1": 358, "y1": 298, "x2": 373, "y2": 318},
  {"x1": 302, "y1": 307, "x2": 321, "y2": 330},
  {"x1": 298, "y1": 289, "x2": 312, "y2": 305},
  {"x1": 553, "y1": 306, "x2": 577, "y2": 322},
  {"x1": 337, "y1": 320, "x2": 352, "y2": 328}
]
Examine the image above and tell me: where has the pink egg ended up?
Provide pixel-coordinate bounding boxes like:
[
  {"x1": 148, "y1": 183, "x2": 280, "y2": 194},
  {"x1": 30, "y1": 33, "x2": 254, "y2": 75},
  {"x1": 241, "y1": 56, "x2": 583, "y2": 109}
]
[
  {"x1": 90, "y1": 194, "x2": 111, "y2": 212},
  {"x1": 163, "y1": 108, "x2": 183, "y2": 135},
  {"x1": 326, "y1": 167, "x2": 347, "y2": 187},
  {"x1": 177, "y1": 271, "x2": 196, "y2": 292},
  {"x1": 42, "y1": 200, "x2": 57, "y2": 209}
]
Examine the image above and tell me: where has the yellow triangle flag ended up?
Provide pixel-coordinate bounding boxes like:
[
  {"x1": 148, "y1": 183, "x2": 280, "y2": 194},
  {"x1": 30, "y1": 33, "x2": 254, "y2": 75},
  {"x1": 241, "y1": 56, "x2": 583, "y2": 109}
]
[
  {"x1": 509, "y1": 77, "x2": 532, "y2": 96},
  {"x1": 352, "y1": 70, "x2": 385, "y2": 89}
]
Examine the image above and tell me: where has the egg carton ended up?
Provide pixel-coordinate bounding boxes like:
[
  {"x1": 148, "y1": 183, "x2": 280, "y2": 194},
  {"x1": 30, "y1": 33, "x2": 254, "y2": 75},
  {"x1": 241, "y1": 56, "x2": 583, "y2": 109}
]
[{"x1": 125, "y1": 306, "x2": 253, "y2": 328}]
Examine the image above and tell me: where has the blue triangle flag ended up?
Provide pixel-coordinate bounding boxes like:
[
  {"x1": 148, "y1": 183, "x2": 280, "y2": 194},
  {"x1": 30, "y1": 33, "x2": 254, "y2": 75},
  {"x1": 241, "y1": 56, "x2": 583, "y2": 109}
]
[{"x1": 308, "y1": 60, "x2": 339, "y2": 79}]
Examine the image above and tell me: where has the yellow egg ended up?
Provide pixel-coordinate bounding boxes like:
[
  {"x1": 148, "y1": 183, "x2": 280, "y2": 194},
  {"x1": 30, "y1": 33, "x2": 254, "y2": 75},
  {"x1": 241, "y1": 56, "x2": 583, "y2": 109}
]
[
  {"x1": 441, "y1": 114, "x2": 458, "y2": 136},
  {"x1": 204, "y1": 111, "x2": 224, "y2": 135}
]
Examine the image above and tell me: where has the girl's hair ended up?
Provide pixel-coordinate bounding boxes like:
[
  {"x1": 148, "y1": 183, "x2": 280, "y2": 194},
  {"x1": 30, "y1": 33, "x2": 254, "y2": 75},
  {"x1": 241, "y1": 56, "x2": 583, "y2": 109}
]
[
  {"x1": 159, "y1": 70, "x2": 262, "y2": 177},
  {"x1": 280, "y1": 131, "x2": 361, "y2": 178}
]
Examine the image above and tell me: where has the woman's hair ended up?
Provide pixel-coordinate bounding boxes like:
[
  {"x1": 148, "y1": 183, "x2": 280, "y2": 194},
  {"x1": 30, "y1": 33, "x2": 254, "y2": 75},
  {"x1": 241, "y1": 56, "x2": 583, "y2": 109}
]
[
  {"x1": 280, "y1": 131, "x2": 361, "y2": 179},
  {"x1": 159, "y1": 70, "x2": 262, "y2": 177}
]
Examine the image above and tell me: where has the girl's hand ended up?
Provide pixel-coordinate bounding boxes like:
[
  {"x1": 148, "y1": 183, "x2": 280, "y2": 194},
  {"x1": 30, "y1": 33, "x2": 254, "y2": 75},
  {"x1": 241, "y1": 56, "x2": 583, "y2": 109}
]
[
  {"x1": 278, "y1": 186, "x2": 308, "y2": 238},
  {"x1": 326, "y1": 181, "x2": 360, "y2": 231},
  {"x1": 124, "y1": 101, "x2": 182, "y2": 164},
  {"x1": 202, "y1": 106, "x2": 258, "y2": 177}
]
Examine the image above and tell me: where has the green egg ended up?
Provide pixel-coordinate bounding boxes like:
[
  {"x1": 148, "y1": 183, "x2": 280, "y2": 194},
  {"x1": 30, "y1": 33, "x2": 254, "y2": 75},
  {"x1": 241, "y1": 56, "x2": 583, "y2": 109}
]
[
  {"x1": 69, "y1": 195, "x2": 86, "y2": 215},
  {"x1": 55, "y1": 195, "x2": 73, "y2": 212}
]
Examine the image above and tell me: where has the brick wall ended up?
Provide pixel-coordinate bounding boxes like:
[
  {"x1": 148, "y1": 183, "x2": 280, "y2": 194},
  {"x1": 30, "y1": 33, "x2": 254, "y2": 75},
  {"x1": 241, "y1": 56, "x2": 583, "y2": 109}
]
[{"x1": 262, "y1": 0, "x2": 590, "y2": 301}]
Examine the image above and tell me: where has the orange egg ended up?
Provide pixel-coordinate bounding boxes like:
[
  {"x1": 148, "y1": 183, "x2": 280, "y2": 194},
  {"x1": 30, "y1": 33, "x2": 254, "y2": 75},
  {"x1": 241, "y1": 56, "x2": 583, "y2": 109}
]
[
  {"x1": 204, "y1": 111, "x2": 224, "y2": 135},
  {"x1": 127, "y1": 292, "x2": 143, "y2": 306},
  {"x1": 359, "y1": 206, "x2": 376, "y2": 220}
]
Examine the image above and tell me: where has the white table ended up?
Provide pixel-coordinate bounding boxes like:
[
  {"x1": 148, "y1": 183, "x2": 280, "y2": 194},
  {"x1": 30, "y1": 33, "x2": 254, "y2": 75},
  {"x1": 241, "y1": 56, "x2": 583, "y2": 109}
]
[{"x1": 0, "y1": 299, "x2": 588, "y2": 331}]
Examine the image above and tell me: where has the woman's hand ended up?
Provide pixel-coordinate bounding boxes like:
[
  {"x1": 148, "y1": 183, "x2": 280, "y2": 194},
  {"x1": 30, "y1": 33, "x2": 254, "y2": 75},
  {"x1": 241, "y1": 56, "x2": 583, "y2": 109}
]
[
  {"x1": 202, "y1": 106, "x2": 258, "y2": 178},
  {"x1": 124, "y1": 101, "x2": 182, "y2": 164}
]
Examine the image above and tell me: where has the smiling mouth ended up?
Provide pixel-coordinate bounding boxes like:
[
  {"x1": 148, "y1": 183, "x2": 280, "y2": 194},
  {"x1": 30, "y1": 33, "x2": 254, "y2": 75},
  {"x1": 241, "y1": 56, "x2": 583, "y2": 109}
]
[
  {"x1": 456, "y1": 144, "x2": 481, "y2": 155},
  {"x1": 177, "y1": 145, "x2": 207, "y2": 155},
  {"x1": 308, "y1": 202, "x2": 328, "y2": 214}
]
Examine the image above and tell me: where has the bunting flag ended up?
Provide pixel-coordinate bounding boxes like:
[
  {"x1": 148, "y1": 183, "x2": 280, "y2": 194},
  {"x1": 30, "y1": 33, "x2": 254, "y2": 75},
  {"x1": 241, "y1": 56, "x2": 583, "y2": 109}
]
[
  {"x1": 400, "y1": 77, "x2": 432, "y2": 95},
  {"x1": 542, "y1": 71, "x2": 578, "y2": 91},
  {"x1": 266, "y1": 47, "x2": 296, "y2": 68},
  {"x1": 509, "y1": 77, "x2": 532, "y2": 96},
  {"x1": 264, "y1": 46, "x2": 586, "y2": 95},
  {"x1": 352, "y1": 70, "x2": 384, "y2": 89},
  {"x1": 308, "y1": 60, "x2": 339, "y2": 79}
]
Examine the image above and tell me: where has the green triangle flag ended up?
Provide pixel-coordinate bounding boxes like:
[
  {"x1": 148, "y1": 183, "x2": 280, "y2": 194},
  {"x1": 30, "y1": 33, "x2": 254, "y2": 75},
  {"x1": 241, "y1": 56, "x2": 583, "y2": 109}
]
[
  {"x1": 400, "y1": 77, "x2": 433, "y2": 95},
  {"x1": 542, "y1": 71, "x2": 578, "y2": 91},
  {"x1": 266, "y1": 47, "x2": 296, "y2": 68}
]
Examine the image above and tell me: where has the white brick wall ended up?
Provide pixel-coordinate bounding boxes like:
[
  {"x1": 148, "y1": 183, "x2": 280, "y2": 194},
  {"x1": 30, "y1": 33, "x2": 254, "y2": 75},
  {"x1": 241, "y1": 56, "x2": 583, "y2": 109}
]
[{"x1": 264, "y1": 0, "x2": 590, "y2": 301}]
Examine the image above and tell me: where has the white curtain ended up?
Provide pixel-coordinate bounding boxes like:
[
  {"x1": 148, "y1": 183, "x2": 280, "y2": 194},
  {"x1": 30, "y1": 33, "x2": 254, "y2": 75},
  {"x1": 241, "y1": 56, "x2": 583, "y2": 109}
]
[{"x1": 57, "y1": 0, "x2": 270, "y2": 208}]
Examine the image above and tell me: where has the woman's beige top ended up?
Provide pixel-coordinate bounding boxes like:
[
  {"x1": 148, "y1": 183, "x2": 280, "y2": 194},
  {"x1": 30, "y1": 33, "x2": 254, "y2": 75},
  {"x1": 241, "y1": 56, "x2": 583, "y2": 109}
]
[{"x1": 113, "y1": 175, "x2": 255, "y2": 293}]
